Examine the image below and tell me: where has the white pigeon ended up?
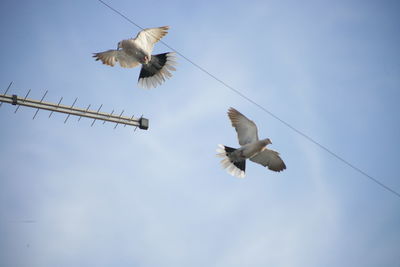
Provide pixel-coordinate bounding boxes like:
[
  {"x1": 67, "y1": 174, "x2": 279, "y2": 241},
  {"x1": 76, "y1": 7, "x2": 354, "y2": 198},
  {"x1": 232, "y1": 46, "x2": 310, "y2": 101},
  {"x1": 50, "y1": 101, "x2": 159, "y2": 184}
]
[
  {"x1": 217, "y1": 107, "x2": 286, "y2": 178},
  {"x1": 93, "y1": 26, "x2": 177, "y2": 89}
]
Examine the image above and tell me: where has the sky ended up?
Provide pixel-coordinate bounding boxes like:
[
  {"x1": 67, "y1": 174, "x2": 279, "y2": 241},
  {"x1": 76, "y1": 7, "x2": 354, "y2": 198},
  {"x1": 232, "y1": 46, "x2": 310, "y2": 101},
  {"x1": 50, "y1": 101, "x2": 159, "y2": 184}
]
[{"x1": 0, "y1": 0, "x2": 399, "y2": 266}]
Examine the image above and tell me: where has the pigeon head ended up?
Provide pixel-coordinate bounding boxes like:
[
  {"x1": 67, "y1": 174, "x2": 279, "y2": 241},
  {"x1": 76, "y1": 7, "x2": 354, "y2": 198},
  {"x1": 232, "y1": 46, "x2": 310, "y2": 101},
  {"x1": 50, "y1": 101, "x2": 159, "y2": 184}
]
[
  {"x1": 143, "y1": 55, "x2": 150, "y2": 64},
  {"x1": 134, "y1": 50, "x2": 150, "y2": 64},
  {"x1": 262, "y1": 138, "x2": 272, "y2": 146}
]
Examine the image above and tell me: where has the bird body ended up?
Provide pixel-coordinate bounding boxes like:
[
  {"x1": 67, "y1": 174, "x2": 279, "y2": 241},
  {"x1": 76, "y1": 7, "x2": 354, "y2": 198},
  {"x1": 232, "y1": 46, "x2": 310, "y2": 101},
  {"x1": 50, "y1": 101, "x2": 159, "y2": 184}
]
[
  {"x1": 93, "y1": 26, "x2": 176, "y2": 89},
  {"x1": 119, "y1": 39, "x2": 148, "y2": 63},
  {"x1": 228, "y1": 139, "x2": 270, "y2": 161},
  {"x1": 217, "y1": 108, "x2": 286, "y2": 178}
]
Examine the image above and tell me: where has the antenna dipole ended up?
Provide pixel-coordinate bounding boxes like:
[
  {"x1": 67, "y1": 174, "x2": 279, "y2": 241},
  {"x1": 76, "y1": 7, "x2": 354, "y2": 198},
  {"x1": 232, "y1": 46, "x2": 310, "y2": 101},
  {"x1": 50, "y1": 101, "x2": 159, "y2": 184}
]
[{"x1": 0, "y1": 89, "x2": 149, "y2": 130}]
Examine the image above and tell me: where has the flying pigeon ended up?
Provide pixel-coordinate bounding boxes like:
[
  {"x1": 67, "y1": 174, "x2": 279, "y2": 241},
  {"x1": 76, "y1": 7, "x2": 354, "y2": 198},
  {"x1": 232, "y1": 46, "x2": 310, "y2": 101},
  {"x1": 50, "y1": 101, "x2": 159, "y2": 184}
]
[
  {"x1": 217, "y1": 108, "x2": 286, "y2": 178},
  {"x1": 93, "y1": 26, "x2": 177, "y2": 89}
]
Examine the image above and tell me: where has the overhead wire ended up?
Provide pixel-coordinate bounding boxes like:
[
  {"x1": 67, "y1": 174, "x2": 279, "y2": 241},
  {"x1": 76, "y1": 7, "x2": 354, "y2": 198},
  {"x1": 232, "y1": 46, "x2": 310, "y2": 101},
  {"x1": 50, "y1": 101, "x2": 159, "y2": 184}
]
[{"x1": 97, "y1": 0, "x2": 400, "y2": 199}]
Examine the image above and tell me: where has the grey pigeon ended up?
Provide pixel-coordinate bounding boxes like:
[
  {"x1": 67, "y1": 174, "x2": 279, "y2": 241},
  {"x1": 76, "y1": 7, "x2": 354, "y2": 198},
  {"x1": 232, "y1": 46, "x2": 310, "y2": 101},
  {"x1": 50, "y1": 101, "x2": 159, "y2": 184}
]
[
  {"x1": 93, "y1": 26, "x2": 177, "y2": 89},
  {"x1": 217, "y1": 108, "x2": 286, "y2": 178}
]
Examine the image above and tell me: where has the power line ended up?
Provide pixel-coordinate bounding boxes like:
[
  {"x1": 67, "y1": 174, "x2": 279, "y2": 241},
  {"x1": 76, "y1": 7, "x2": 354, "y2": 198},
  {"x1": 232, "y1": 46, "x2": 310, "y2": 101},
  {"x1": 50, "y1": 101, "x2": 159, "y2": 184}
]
[{"x1": 97, "y1": 0, "x2": 400, "y2": 199}]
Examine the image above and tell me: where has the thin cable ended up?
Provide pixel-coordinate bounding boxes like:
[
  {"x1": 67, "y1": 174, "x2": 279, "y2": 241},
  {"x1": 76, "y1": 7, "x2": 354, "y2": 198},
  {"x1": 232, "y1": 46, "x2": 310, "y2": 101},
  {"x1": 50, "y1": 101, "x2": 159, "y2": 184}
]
[{"x1": 97, "y1": 0, "x2": 400, "y2": 199}]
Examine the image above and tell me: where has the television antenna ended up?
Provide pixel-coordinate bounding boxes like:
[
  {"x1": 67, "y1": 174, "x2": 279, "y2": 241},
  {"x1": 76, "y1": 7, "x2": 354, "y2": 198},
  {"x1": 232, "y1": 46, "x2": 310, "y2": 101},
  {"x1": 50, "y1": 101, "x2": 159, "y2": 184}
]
[{"x1": 0, "y1": 82, "x2": 149, "y2": 130}]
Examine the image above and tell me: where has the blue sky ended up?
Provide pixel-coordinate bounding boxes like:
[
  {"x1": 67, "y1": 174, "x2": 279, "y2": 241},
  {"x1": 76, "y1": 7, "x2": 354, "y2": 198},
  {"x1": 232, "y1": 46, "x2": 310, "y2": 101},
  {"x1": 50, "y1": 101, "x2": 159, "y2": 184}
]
[{"x1": 0, "y1": 0, "x2": 399, "y2": 266}]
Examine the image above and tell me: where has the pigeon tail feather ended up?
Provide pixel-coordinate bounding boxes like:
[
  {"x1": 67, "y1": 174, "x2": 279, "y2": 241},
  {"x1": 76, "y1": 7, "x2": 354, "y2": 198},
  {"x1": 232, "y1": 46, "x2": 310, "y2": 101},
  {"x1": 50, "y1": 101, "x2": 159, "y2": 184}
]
[
  {"x1": 138, "y1": 52, "x2": 176, "y2": 89},
  {"x1": 216, "y1": 144, "x2": 246, "y2": 178}
]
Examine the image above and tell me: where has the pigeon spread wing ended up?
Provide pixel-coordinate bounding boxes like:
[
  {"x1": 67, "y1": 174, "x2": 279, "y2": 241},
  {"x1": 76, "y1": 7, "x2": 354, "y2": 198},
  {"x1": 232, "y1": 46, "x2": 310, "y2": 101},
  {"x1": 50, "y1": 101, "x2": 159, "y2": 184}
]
[
  {"x1": 93, "y1": 50, "x2": 140, "y2": 68},
  {"x1": 228, "y1": 107, "x2": 259, "y2": 146},
  {"x1": 250, "y1": 149, "x2": 286, "y2": 172},
  {"x1": 133, "y1": 26, "x2": 169, "y2": 55}
]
